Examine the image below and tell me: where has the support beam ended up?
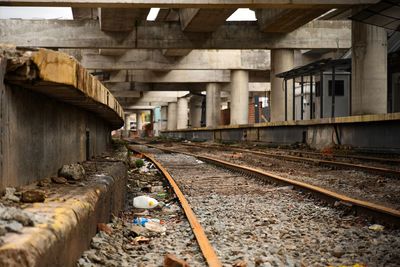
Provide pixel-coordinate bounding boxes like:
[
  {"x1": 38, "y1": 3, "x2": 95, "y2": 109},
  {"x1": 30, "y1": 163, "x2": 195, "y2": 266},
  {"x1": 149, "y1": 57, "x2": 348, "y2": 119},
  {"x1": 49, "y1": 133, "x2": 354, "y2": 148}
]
[
  {"x1": 109, "y1": 70, "x2": 231, "y2": 83},
  {"x1": 180, "y1": 8, "x2": 235, "y2": 32},
  {"x1": 270, "y1": 49, "x2": 294, "y2": 122},
  {"x1": 351, "y1": 21, "x2": 387, "y2": 115},
  {"x1": 72, "y1": 8, "x2": 97, "y2": 19},
  {"x1": 99, "y1": 8, "x2": 149, "y2": 32},
  {"x1": 136, "y1": 111, "x2": 143, "y2": 131},
  {"x1": 167, "y1": 102, "x2": 177, "y2": 131},
  {"x1": 160, "y1": 106, "x2": 168, "y2": 131},
  {"x1": 0, "y1": 20, "x2": 352, "y2": 49},
  {"x1": 81, "y1": 49, "x2": 270, "y2": 70},
  {"x1": 230, "y1": 70, "x2": 249, "y2": 125},
  {"x1": 206, "y1": 83, "x2": 221, "y2": 128},
  {"x1": 177, "y1": 97, "x2": 189, "y2": 129},
  {"x1": 256, "y1": 8, "x2": 330, "y2": 32},
  {"x1": 0, "y1": 1, "x2": 379, "y2": 8},
  {"x1": 106, "y1": 82, "x2": 203, "y2": 91}
]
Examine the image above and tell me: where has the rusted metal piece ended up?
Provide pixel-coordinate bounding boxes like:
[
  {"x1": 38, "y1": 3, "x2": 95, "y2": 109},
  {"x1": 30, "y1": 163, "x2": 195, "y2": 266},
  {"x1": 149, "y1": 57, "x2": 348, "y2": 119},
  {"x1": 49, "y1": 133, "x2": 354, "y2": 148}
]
[
  {"x1": 182, "y1": 143, "x2": 400, "y2": 178},
  {"x1": 149, "y1": 145, "x2": 400, "y2": 227},
  {"x1": 127, "y1": 145, "x2": 223, "y2": 267}
]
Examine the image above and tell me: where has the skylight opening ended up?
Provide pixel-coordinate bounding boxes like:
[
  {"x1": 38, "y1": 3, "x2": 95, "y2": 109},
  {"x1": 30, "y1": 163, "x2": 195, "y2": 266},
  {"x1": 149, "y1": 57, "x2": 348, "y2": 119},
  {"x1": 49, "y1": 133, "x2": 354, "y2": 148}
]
[
  {"x1": 0, "y1": 7, "x2": 73, "y2": 20},
  {"x1": 227, "y1": 8, "x2": 257, "y2": 21},
  {"x1": 147, "y1": 8, "x2": 160, "y2": 21}
]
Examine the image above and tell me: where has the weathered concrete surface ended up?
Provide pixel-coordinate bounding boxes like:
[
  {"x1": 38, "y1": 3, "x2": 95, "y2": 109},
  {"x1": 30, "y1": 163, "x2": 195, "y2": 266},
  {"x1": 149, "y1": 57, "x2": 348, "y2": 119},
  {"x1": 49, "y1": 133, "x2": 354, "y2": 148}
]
[
  {"x1": 0, "y1": 159, "x2": 127, "y2": 267},
  {"x1": 161, "y1": 112, "x2": 400, "y2": 153},
  {"x1": 179, "y1": 8, "x2": 235, "y2": 32},
  {"x1": 256, "y1": 8, "x2": 329, "y2": 32},
  {"x1": 351, "y1": 21, "x2": 388, "y2": 115},
  {"x1": 109, "y1": 70, "x2": 231, "y2": 83},
  {"x1": 5, "y1": 48, "x2": 124, "y2": 128},
  {"x1": 0, "y1": 20, "x2": 352, "y2": 49},
  {"x1": 206, "y1": 83, "x2": 221, "y2": 128},
  {"x1": 230, "y1": 70, "x2": 249, "y2": 125},
  {"x1": 0, "y1": 0, "x2": 379, "y2": 8},
  {"x1": 99, "y1": 8, "x2": 149, "y2": 32},
  {"x1": 0, "y1": 48, "x2": 123, "y2": 189},
  {"x1": 80, "y1": 49, "x2": 270, "y2": 70}
]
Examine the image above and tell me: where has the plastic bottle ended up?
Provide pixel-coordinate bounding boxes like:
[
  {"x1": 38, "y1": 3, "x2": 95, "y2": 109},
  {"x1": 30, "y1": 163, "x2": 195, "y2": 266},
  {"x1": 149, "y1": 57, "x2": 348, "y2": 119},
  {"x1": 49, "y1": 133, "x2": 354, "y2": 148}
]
[
  {"x1": 133, "y1": 217, "x2": 161, "y2": 226},
  {"x1": 133, "y1": 196, "x2": 159, "y2": 209}
]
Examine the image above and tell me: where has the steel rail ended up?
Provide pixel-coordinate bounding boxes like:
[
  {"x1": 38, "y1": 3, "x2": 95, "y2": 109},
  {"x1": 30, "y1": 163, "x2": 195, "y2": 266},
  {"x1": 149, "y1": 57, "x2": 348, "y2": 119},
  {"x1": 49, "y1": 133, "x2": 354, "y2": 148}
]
[
  {"x1": 127, "y1": 146, "x2": 222, "y2": 267},
  {"x1": 181, "y1": 143, "x2": 400, "y2": 178},
  {"x1": 146, "y1": 144, "x2": 400, "y2": 227}
]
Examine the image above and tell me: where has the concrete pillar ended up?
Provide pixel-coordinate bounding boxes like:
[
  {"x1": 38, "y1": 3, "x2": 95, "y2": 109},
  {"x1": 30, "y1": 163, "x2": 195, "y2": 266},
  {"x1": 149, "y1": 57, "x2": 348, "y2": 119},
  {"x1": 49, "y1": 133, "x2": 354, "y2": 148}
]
[
  {"x1": 206, "y1": 83, "x2": 221, "y2": 127},
  {"x1": 189, "y1": 95, "x2": 203, "y2": 128},
  {"x1": 352, "y1": 21, "x2": 387, "y2": 115},
  {"x1": 270, "y1": 49, "x2": 294, "y2": 122},
  {"x1": 167, "y1": 102, "x2": 177, "y2": 130},
  {"x1": 177, "y1": 97, "x2": 189, "y2": 130},
  {"x1": 124, "y1": 114, "x2": 130, "y2": 131},
  {"x1": 231, "y1": 70, "x2": 249, "y2": 125},
  {"x1": 160, "y1": 106, "x2": 168, "y2": 131},
  {"x1": 136, "y1": 111, "x2": 143, "y2": 131}
]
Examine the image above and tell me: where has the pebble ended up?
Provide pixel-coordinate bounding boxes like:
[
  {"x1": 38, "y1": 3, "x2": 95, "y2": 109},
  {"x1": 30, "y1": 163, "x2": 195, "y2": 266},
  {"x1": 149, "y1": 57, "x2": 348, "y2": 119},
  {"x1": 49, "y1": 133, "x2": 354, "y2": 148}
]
[
  {"x1": 20, "y1": 189, "x2": 46, "y2": 203},
  {"x1": 59, "y1": 163, "x2": 85, "y2": 181}
]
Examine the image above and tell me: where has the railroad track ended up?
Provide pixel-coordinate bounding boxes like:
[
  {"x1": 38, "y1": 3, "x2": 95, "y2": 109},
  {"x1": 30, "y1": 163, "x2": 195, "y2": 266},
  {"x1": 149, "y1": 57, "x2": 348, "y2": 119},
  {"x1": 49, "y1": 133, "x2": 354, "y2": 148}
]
[
  {"x1": 180, "y1": 142, "x2": 400, "y2": 178},
  {"x1": 128, "y1": 143, "x2": 400, "y2": 266}
]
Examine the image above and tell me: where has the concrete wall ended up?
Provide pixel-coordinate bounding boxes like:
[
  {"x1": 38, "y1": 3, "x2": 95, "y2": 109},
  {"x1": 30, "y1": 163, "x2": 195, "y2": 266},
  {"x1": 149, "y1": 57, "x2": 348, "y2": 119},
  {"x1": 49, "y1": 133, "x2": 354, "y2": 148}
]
[
  {"x1": 161, "y1": 116, "x2": 400, "y2": 153},
  {"x1": 0, "y1": 82, "x2": 112, "y2": 190}
]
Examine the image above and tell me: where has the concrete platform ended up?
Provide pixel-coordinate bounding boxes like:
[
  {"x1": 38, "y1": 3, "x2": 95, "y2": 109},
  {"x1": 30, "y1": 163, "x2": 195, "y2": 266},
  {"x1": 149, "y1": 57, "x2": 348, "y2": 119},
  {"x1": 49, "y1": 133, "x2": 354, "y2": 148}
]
[
  {"x1": 0, "y1": 156, "x2": 127, "y2": 267},
  {"x1": 161, "y1": 113, "x2": 400, "y2": 153}
]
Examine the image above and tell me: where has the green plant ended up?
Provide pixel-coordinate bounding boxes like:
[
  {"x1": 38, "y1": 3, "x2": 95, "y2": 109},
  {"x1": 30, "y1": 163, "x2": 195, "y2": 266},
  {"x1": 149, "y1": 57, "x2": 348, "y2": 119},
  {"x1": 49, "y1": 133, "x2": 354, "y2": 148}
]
[{"x1": 135, "y1": 159, "x2": 144, "y2": 168}]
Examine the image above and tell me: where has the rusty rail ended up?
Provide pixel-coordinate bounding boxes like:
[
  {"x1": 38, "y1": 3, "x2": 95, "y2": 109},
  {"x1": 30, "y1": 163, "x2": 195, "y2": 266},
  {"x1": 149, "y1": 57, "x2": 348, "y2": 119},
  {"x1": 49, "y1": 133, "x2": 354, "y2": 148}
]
[
  {"x1": 127, "y1": 145, "x2": 222, "y2": 267},
  {"x1": 146, "y1": 144, "x2": 400, "y2": 227}
]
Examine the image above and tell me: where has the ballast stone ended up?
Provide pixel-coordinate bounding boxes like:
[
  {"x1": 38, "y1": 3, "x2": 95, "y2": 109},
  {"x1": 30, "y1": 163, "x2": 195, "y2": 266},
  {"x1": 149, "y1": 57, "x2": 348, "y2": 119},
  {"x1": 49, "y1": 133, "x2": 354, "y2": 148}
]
[{"x1": 59, "y1": 163, "x2": 86, "y2": 181}]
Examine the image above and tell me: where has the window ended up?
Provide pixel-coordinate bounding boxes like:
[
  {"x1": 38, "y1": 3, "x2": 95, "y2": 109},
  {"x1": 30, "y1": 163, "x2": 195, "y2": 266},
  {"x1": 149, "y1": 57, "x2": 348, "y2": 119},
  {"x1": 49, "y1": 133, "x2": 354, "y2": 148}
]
[{"x1": 328, "y1": 80, "x2": 345, "y2": 96}]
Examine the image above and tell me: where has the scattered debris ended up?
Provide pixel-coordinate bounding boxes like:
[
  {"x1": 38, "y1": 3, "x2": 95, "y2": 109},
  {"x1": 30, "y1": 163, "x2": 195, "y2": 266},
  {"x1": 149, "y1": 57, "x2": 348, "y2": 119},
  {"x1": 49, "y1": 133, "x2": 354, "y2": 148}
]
[
  {"x1": 133, "y1": 195, "x2": 159, "y2": 209},
  {"x1": 144, "y1": 221, "x2": 166, "y2": 233},
  {"x1": 368, "y1": 224, "x2": 385, "y2": 232},
  {"x1": 51, "y1": 176, "x2": 68, "y2": 184},
  {"x1": 59, "y1": 163, "x2": 85, "y2": 181},
  {"x1": 164, "y1": 253, "x2": 189, "y2": 267},
  {"x1": 2, "y1": 187, "x2": 20, "y2": 202},
  {"x1": 20, "y1": 189, "x2": 45, "y2": 203},
  {"x1": 232, "y1": 259, "x2": 247, "y2": 267},
  {"x1": 97, "y1": 223, "x2": 112, "y2": 235},
  {"x1": 37, "y1": 178, "x2": 51, "y2": 187},
  {"x1": 133, "y1": 236, "x2": 150, "y2": 244}
]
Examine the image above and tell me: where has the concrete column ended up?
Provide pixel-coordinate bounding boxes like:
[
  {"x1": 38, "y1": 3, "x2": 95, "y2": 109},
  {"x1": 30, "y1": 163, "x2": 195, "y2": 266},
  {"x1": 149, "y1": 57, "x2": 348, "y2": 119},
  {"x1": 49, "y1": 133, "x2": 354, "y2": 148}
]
[
  {"x1": 352, "y1": 21, "x2": 387, "y2": 115},
  {"x1": 206, "y1": 83, "x2": 221, "y2": 127},
  {"x1": 124, "y1": 114, "x2": 130, "y2": 131},
  {"x1": 189, "y1": 95, "x2": 203, "y2": 128},
  {"x1": 167, "y1": 102, "x2": 177, "y2": 130},
  {"x1": 270, "y1": 49, "x2": 294, "y2": 122},
  {"x1": 177, "y1": 97, "x2": 189, "y2": 130},
  {"x1": 231, "y1": 70, "x2": 249, "y2": 125},
  {"x1": 136, "y1": 111, "x2": 143, "y2": 131},
  {"x1": 160, "y1": 106, "x2": 168, "y2": 131}
]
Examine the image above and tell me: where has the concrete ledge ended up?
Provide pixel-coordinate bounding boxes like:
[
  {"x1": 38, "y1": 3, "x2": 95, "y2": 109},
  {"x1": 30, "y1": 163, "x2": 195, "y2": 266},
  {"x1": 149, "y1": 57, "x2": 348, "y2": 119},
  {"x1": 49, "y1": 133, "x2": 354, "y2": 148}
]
[
  {"x1": 0, "y1": 160, "x2": 127, "y2": 267},
  {"x1": 3, "y1": 47, "x2": 124, "y2": 129},
  {"x1": 162, "y1": 112, "x2": 400, "y2": 133}
]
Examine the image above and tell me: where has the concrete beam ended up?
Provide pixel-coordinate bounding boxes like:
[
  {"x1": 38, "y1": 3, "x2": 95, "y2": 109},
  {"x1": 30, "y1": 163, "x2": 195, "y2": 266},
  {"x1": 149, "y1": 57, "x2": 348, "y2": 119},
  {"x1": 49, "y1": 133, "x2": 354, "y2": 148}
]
[
  {"x1": 99, "y1": 8, "x2": 149, "y2": 32},
  {"x1": 72, "y1": 8, "x2": 97, "y2": 19},
  {"x1": 180, "y1": 8, "x2": 235, "y2": 32},
  {"x1": 80, "y1": 49, "x2": 270, "y2": 70},
  {"x1": 0, "y1": 20, "x2": 351, "y2": 49},
  {"x1": 0, "y1": 0, "x2": 379, "y2": 8},
  {"x1": 106, "y1": 82, "x2": 204, "y2": 91},
  {"x1": 256, "y1": 8, "x2": 330, "y2": 32},
  {"x1": 109, "y1": 70, "x2": 231, "y2": 83}
]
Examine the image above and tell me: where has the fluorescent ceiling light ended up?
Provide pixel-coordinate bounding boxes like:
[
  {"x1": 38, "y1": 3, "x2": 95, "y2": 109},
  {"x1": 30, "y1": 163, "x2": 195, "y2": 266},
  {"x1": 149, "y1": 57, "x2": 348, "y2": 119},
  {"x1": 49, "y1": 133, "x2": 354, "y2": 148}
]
[
  {"x1": 227, "y1": 8, "x2": 257, "y2": 21},
  {"x1": 0, "y1": 7, "x2": 73, "y2": 19},
  {"x1": 147, "y1": 8, "x2": 160, "y2": 21}
]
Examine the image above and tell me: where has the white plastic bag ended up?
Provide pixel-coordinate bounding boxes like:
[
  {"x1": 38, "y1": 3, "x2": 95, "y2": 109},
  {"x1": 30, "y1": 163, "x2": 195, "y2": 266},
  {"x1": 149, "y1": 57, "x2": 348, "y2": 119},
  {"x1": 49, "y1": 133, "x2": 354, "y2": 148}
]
[{"x1": 133, "y1": 196, "x2": 159, "y2": 209}]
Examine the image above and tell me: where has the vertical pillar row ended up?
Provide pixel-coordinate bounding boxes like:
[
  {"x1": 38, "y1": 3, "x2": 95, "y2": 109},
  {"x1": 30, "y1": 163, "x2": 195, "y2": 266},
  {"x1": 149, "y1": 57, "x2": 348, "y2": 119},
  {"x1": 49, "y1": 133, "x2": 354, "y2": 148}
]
[
  {"x1": 206, "y1": 83, "x2": 221, "y2": 128},
  {"x1": 351, "y1": 21, "x2": 387, "y2": 115},
  {"x1": 190, "y1": 95, "x2": 203, "y2": 128},
  {"x1": 270, "y1": 49, "x2": 294, "y2": 122},
  {"x1": 230, "y1": 70, "x2": 249, "y2": 125},
  {"x1": 167, "y1": 102, "x2": 177, "y2": 131},
  {"x1": 177, "y1": 97, "x2": 189, "y2": 130}
]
